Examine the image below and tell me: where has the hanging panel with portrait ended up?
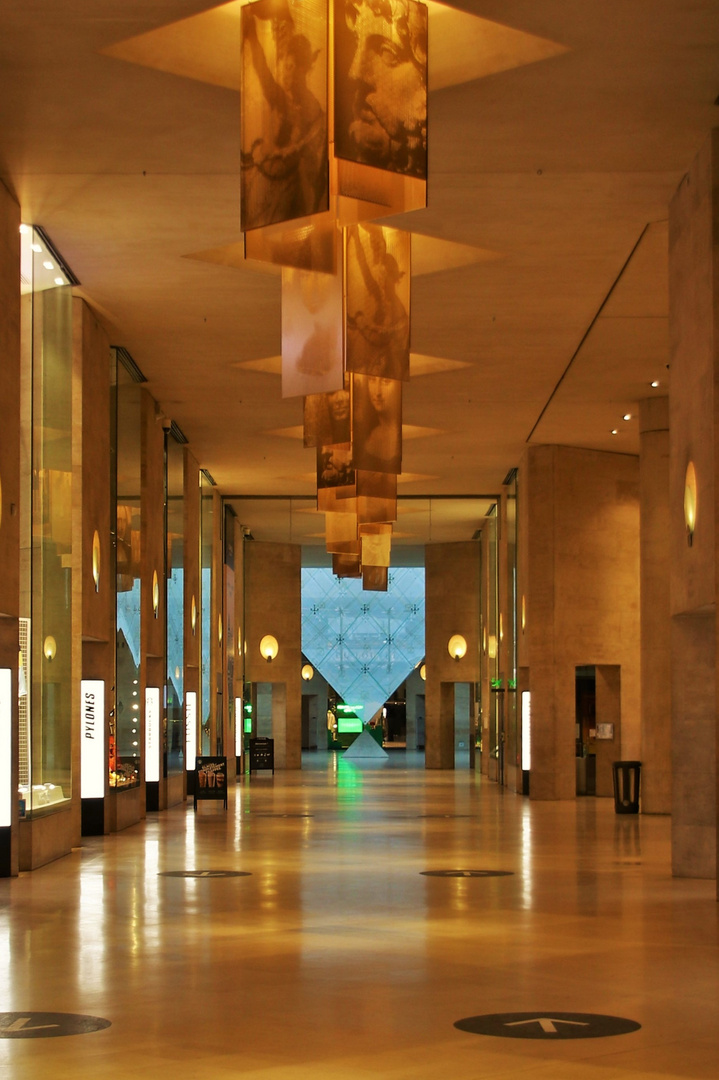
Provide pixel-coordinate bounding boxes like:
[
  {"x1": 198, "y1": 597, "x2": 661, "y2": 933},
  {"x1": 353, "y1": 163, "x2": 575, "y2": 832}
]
[
  {"x1": 345, "y1": 224, "x2": 410, "y2": 381},
  {"x1": 304, "y1": 385, "x2": 351, "y2": 447},
  {"x1": 241, "y1": 0, "x2": 329, "y2": 232},
  {"x1": 351, "y1": 373, "x2": 402, "y2": 474},
  {"x1": 334, "y1": 0, "x2": 428, "y2": 182},
  {"x1": 282, "y1": 266, "x2": 344, "y2": 398}
]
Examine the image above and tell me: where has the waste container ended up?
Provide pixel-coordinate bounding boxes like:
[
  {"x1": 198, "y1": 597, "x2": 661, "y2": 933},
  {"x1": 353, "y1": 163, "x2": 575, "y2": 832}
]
[{"x1": 612, "y1": 760, "x2": 641, "y2": 814}]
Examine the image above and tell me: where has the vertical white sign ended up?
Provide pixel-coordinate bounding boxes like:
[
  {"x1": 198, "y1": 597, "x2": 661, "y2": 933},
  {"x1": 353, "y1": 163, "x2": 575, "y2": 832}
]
[
  {"x1": 185, "y1": 691, "x2": 197, "y2": 771},
  {"x1": 81, "y1": 680, "x2": 105, "y2": 799},
  {"x1": 235, "y1": 696, "x2": 243, "y2": 756},
  {"x1": 0, "y1": 669, "x2": 11, "y2": 827},
  {"x1": 521, "y1": 691, "x2": 531, "y2": 771},
  {"x1": 145, "y1": 686, "x2": 161, "y2": 783}
]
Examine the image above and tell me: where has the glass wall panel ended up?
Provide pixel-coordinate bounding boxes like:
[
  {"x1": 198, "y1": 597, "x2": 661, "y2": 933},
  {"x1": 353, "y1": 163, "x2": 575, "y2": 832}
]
[
  {"x1": 112, "y1": 359, "x2": 142, "y2": 789},
  {"x1": 166, "y1": 435, "x2": 184, "y2": 776},
  {"x1": 200, "y1": 473, "x2": 213, "y2": 754},
  {"x1": 18, "y1": 227, "x2": 73, "y2": 815}
]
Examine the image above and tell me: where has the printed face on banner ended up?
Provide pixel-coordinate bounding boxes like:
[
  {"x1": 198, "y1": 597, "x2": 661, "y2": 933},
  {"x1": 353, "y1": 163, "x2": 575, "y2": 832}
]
[
  {"x1": 352, "y1": 373, "x2": 402, "y2": 474},
  {"x1": 317, "y1": 443, "x2": 355, "y2": 489},
  {"x1": 241, "y1": 0, "x2": 329, "y2": 231},
  {"x1": 346, "y1": 224, "x2": 410, "y2": 381},
  {"x1": 282, "y1": 267, "x2": 344, "y2": 398},
  {"x1": 304, "y1": 387, "x2": 351, "y2": 447},
  {"x1": 334, "y1": 0, "x2": 428, "y2": 179}
]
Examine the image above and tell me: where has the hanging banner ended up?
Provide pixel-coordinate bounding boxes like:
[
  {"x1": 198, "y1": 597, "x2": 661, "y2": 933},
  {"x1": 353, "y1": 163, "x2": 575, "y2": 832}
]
[
  {"x1": 185, "y1": 691, "x2": 197, "y2": 772},
  {"x1": 80, "y1": 680, "x2": 105, "y2": 800},
  {"x1": 145, "y1": 687, "x2": 161, "y2": 783},
  {"x1": 0, "y1": 669, "x2": 11, "y2": 828}
]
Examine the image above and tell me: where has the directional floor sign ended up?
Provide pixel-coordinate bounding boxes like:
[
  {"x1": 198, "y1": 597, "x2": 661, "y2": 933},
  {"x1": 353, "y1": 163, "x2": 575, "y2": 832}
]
[
  {"x1": 421, "y1": 870, "x2": 514, "y2": 878},
  {"x1": 159, "y1": 870, "x2": 251, "y2": 878},
  {"x1": 454, "y1": 1012, "x2": 641, "y2": 1040},
  {"x1": 0, "y1": 1013, "x2": 111, "y2": 1039}
]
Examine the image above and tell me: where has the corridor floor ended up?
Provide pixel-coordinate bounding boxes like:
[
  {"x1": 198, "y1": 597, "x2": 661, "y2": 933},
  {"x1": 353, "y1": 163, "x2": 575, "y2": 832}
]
[{"x1": 1, "y1": 753, "x2": 718, "y2": 1079}]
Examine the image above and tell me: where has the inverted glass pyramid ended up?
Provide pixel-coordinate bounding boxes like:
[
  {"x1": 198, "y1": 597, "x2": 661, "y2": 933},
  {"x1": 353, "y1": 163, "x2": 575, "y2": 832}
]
[{"x1": 301, "y1": 567, "x2": 425, "y2": 722}]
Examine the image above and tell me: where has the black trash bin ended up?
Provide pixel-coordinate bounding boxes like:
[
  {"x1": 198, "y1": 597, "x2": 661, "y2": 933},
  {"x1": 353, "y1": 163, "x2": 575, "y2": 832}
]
[{"x1": 612, "y1": 760, "x2": 641, "y2": 814}]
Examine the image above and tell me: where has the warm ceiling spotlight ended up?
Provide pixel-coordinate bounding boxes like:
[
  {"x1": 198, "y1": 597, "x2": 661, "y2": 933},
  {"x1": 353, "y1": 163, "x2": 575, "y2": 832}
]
[
  {"x1": 19, "y1": 224, "x2": 30, "y2": 235},
  {"x1": 651, "y1": 380, "x2": 660, "y2": 388},
  {"x1": 623, "y1": 413, "x2": 632, "y2": 421},
  {"x1": 42, "y1": 260, "x2": 54, "y2": 270},
  {"x1": 448, "y1": 634, "x2": 467, "y2": 662},
  {"x1": 31, "y1": 243, "x2": 42, "y2": 253},
  {"x1": 260, "y1": 635, "x2": 279, "y2": 663},
  {"x1": 611, "y1": 429, "x2": 618, "y2": 435},
  {"x1": 54, "y1": 276, "x2": 64, "y2": 286},
  {"x1": 43, "y1": 635, "x2": 57, "y2": 662},
  {"x1": 301, "y1": 663, "x2": 314, "y2": 681},
  {"x1": 684, "y1": 461, "x2": 697, "y2": 547}
]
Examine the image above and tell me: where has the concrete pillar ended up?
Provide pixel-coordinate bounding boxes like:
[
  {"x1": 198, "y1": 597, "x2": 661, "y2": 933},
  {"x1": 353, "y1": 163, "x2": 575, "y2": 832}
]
[
  {"x1": 668, "y1": 130, "x2": 718, "y2": 879},
  {"x1": 639, "y1": 396, "x2": 671, "y2": 814}
]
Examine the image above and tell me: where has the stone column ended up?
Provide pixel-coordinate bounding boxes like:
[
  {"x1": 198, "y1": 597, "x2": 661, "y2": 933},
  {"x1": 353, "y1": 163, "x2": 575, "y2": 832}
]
[
  {"x1": 639, "y1": 396, "x2": 671, "y2": 814},
  {"x1": 668, "y1": 131, "x2": 718, "y2": 880}
]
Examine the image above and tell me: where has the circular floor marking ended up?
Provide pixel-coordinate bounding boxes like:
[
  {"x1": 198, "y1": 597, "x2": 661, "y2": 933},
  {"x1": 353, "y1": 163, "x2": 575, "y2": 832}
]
[
  {"x1": 0, "y1": 1013, "x2": 112, "y2": 1039},
  {"x1": 454, "y1": 1011, "x2": 641, "y2": 1040},
  {"x1": 159, "y1": 870, "x2": 251, "y2": 878},
  {"x1": 421, "y1": 869, "x2": 513, "y2": 878}
]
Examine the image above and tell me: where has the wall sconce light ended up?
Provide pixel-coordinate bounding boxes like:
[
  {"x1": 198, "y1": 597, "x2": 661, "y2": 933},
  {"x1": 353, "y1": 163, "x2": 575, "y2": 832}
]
[
  {"x1": 521, "y1": 595, "x2": 526, "y2": 633},
  {"x1": 419, "y1": 663, "x2": 426, "y2": 681},
  {"x1": 152, "y1": 570, "x2": 159, "y2": 618},
  {"x1": 499, "y1": 613, "x2": 504, "y2": 642},
  {"x1": 218, "y1": 615, "x2": 223, "y2": 647},
  {"x1": 488, "y1": 635, "x2": 498, "y2": 660},
  {"x1": 191, "y1": 595, "x2": 197, "y2": 635},
  {"x1": 684, "y1": 461, "x2": 697, "y2": 547},
  {"x1": 92, "y1": 530, "x2": 101, "y2": 592},
  {"x1": 43, "y1": 636, "x2": 57, "y2": 662},
  {"x1": 448, "y1": 634, "x2": 467, "y2": 662},
  {"x1": 260, "y1": 635, "x2": 279, "y2": 663},
  {"x1": 301, "y1": 663, "x2": 314, "y2": 681}
]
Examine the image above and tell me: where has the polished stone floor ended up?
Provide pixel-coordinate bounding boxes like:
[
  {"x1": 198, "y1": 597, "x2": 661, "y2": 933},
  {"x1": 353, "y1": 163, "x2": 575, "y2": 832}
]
[{"x1": 1, "y1": 752, "x2": 718, "y2": 1079}]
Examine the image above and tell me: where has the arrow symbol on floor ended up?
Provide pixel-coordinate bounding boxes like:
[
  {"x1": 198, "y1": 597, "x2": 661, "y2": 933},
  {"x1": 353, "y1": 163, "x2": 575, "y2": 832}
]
[
  {"x1": 505, "y1": 1017, "x2": 590, "y2": 1034},
  {"x1": 2, "y1": 1018, "x2": 60, "y2": 1033}
]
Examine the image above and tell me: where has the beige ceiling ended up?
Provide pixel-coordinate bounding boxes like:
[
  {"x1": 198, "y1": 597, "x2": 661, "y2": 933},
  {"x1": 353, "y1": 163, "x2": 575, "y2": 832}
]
[{"x1": 1, "y1": 0, "x2": 717, "y2": 545}]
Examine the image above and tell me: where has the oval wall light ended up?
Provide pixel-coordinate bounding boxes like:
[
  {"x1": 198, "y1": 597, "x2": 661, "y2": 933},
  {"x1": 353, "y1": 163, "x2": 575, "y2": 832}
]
[
  {"x1": 152, "y1": 570, "x2": 160, "y2": 618},
  {"x1": 301, "y1": 663, "x2": 314, "y2": 681},
  {"x1": 260, "y1": 635, "x2": 279, "y2": 663},
  {"x1": 191, "y1": 594, "x2": 197, "y2": 635},
  {"x1": 419, "y1": 663, "x2": 426, "y2": 681},
  {"x1": 92, "y1": 530, "x2": 101, "y2": 592},
  {"x1": 43, "y1": 635, "x2": 57, "y2": 662},
  {"x1": 684, "y1": 461, "x2": 697, "y2": 547},
  {"x1": 448, "y1": 634, "x2": 467, "y2": 662}
]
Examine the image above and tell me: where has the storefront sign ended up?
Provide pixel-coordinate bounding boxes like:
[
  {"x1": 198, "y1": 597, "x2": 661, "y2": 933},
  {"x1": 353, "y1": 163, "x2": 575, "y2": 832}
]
[
  {"x1": 0, "y1": 670, "x2": 11, "y2": 827},
  {"x1": 80, "y1": 680, "x2": 105, "y2": 799},
  {"x1": 185, "y1": 691, "x2": 197, "y2": 771},
  {"x1": 145, "y1": 687, "x2": 161, "y2": 783}
]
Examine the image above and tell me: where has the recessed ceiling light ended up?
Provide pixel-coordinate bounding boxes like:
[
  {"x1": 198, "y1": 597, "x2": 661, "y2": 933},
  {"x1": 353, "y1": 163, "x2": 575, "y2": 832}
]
[
  {"x1": 54, "y1": 276, "x2": 64, "y2": 285},
  {"x1": 611, "y1": 429, "x2": 618, "y2": 435},
  {"x1": 31, "y1": 243, "x2": 42, "y2": 253},
  {"x1": 43, "y1": 260, "x2": 54, "y2": 270},
  {"x1": 623, "y1": 413, "x2": 632, "y2": 421},
  {"x1": 651, "y1": 380, "x2": 660, "y2": 388},
  {"x1": 19, "y1": 224, "x2": 31, "y2": 235}
]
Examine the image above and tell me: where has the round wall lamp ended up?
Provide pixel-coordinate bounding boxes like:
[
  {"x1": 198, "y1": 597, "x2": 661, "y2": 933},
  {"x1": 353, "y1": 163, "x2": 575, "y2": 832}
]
[
  {"x1": 191, "y1": 594, "x2": 197, "y2": 635},
  {"x1": 43, "y1": 635, "x2": 57, "y2": 662},
  {"x1": 301, "y1": 663, "x2": 314, "y2": 681},
  {"x1": 448, "y1": 634, "x2": 467, "y2": 662},
  {"x1": 92, "y1": 530, "x2": 101, "y2": 592},
  {"x1": 260, "y1": 635, "x2": 279, "y2": 663},
  {"x1": 152, "y1": 570, "x2": 160, "y2": 618},
  {"x1": 419, "y1": 663, "x2": 426, "y2": 681},
  {"x1": 684, "y1": 461, "x2": 697, "y2": 547}
]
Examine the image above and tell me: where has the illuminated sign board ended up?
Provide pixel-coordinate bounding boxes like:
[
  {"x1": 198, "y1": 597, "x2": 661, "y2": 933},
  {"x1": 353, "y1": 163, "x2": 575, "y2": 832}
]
[
  {"x1": 145, "y1": 686, "x2": 161, "y2": 783},
  {"x1": 185, "y1": 691, "x2": 197, "y2": 771},
  {"x1": 80, "y1": 680, "x2": 105, "y2": 799},
  {"x1": 0, "y1": 669, "x2": 11, "y2": 827}
]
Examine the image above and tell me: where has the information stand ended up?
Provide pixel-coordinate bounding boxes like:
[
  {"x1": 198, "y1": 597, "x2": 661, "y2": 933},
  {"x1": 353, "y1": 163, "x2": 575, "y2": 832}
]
[
  {"x1": 194, "y1": 756, "x2": 228, "y2": 811},
  {"x1": 249, "y1": 737, "x2": 274, "y2": 775}
]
